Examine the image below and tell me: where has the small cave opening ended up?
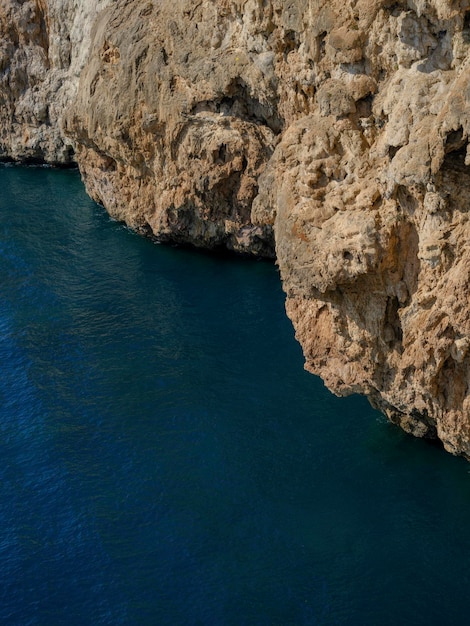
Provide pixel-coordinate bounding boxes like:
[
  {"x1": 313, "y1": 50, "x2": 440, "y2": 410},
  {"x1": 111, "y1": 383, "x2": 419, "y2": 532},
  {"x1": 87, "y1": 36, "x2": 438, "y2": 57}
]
[
  {"x1": 445, "y1": 142, "x2": 467, "y2": 166},
  {"x1": 316, "y1": 31, "x2": 327, "y2": 60},
  {"x1": 384, "y1": 296, "x2": 403, "y2": 348},
  {"x1": 221, "y1": 79, "x2": 283, "y2": 134},
  {"x1": 215, "y1": 143, "x2": 227, "y2": 164},
  {"x1": 63, "y1": 145, "x2": 75, "y2": 164},
  {"x1": 463, "y1": 11, "x2": 470, "y2": 42},
  {"x1": 355, "y1": 93, "x2": 374, "y2": 118},
  {"x1": 442, "y1": 127, "x2": 469, "y2": 178},
  {"x1": 444, "y1": 127, "x2": 466, "y2": 154}
]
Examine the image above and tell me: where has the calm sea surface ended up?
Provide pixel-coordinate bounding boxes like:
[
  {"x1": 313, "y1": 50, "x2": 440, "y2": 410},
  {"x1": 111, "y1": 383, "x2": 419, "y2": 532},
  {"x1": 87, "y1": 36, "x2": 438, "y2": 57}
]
[{"x1": 1, "y1": 165, "x2": 470, "y2": 625}]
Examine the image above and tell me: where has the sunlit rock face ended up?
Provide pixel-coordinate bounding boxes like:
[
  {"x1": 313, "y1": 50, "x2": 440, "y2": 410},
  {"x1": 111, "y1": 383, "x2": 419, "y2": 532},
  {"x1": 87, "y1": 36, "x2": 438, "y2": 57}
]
[
  {"x1": 2, "y1": 0, "x2": 470, "y2": 456},
  {"x1": 63, "y1": 0, "x2": 280, "y2": 255}
]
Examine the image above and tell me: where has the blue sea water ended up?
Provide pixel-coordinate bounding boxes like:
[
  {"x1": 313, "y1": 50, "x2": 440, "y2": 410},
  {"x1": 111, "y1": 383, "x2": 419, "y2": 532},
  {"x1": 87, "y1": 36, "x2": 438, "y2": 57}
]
[{"x1": 1, "y1": 165, "x2": 470, "y2": 625}]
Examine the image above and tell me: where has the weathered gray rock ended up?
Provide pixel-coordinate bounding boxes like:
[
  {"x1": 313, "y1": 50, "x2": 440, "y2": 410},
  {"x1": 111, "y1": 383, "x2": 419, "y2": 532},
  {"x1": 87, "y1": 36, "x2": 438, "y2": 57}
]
[
  {"x1": 1, "y1": 0, "x2": 470, "y2": 457},
  {"x1": 0, "y1": 0, "x2": 111, "y2": 163}
]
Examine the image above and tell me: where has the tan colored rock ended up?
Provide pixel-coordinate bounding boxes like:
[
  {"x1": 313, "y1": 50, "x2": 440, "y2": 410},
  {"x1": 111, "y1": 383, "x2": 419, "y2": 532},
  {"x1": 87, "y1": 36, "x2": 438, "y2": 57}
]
[
  {"x1": 1, "y1": 0, "x2": 470, "y2": 456},
  {"x1": 257, "y1": 0, "x2": 470, "y2": 457},
  {"x1": 63, "y1": 0, "x2": 279, "y2": 254}
]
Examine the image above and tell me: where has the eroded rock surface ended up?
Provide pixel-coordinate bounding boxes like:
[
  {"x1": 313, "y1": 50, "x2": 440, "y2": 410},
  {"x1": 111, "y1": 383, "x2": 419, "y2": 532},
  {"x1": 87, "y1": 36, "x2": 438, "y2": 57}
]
[
  {"x1": 0, "y1": 0, "x2": 111, "y2": 162},
  {"x1": 63, "y1": 0, "x2": 280, "y2": 254},
  {"x1": 2, "y1": 0, "x2": 470, "y2": 456}
]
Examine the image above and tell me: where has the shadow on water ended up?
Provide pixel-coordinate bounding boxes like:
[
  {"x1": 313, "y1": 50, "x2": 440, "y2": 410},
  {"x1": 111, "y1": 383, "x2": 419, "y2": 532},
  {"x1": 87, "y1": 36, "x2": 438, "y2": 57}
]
[{"x1": 1, "y1": 165, "x2": 470, "y2": 626}]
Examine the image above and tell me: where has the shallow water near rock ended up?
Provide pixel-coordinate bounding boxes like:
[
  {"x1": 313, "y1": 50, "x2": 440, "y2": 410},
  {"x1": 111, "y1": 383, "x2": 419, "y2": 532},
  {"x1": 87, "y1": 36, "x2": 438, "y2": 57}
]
[{"x1": 1, "y1": 165, "x2": 470, "y2": 625}]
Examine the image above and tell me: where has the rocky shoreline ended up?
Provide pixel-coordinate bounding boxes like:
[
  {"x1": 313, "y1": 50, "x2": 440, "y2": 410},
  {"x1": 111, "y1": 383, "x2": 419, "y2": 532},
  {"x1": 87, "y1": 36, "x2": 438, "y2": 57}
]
[{"x1": 2, "y1": 0, "x2": 469, "y2": 456}]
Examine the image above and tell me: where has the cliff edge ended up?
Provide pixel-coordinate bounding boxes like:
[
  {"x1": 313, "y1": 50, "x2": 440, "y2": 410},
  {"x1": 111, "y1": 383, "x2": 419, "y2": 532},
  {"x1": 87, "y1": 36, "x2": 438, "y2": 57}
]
[{"x1": 2, "y1": 0, "x2": 470, "y2": 456}]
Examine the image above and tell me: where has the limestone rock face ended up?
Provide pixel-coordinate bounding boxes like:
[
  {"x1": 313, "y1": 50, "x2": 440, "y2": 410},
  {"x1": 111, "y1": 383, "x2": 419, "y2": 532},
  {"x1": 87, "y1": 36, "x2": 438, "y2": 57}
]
[
  {"x1": 0, "y1": 0, "x2": 111, "y2": 163},
  {"x1": 254, "y1": 0, "x2": 470, "y2": 457},
  {"x1": 63, "y1": 0, "x2": 279, "y2": 254},
  {"x1": 2, "y1": 0, "x2": 470, "y2": 456}
]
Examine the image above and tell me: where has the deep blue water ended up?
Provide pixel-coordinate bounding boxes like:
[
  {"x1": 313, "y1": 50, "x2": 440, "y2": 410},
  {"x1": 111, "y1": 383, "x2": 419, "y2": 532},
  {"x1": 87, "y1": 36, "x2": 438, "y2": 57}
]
[{"x1": 1, "y1": 165, "x2": 470, "y2": 625}]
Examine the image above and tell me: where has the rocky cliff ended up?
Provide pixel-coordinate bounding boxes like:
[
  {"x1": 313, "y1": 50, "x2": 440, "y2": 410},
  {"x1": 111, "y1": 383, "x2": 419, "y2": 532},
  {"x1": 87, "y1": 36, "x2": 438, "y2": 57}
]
[
  {"x1": 2, "y1": 0, "x2": 470, "y2": 456},
  {"x1": 0, "y1": 0, "x2": 111, "y2": 162}
]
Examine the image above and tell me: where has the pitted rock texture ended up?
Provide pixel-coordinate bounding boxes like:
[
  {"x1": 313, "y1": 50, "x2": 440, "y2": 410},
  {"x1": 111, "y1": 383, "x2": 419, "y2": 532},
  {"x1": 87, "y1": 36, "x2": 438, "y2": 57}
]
[
  {"x1": 0, "y1": 0, "x2": 111, "y2": 163},
  {"x1": 63, "y1": 0, "x2": 280, "y2": 254},
  {"x1": 2, "y1": 0, "x2": 470, "y2": 456}
]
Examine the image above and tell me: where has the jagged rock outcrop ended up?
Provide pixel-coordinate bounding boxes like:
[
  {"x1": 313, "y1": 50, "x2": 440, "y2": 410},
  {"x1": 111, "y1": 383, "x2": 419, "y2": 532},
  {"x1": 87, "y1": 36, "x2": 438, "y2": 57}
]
[{"x1": 1, "y1": 0, "x2": 470, "y2": 456}]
